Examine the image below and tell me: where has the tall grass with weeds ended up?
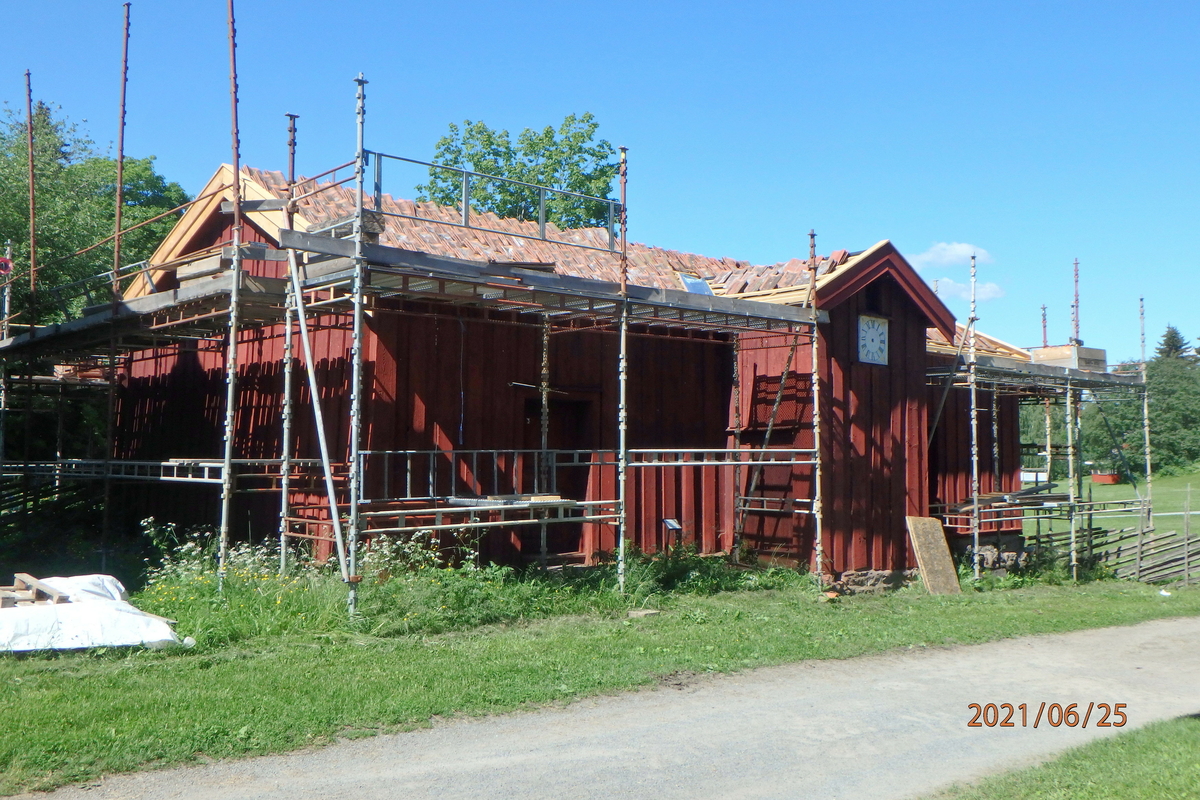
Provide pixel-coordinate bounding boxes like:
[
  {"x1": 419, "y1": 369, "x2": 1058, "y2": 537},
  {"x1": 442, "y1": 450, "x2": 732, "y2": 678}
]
[
  {"x1": 955, "y1": 542, "x2": 1115, "y2": 592},
  {"x1": 135, "y1": 520, "x2": 815, "y2": 648}
]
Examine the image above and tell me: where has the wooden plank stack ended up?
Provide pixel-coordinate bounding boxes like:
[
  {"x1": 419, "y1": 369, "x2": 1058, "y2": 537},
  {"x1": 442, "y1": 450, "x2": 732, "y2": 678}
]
[{"x1": 0, "y1": 574, "x2": 71, "y2": 609}]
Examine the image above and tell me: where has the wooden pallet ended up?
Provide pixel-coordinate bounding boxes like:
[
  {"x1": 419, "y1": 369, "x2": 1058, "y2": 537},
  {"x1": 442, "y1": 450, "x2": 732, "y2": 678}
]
[{"x1": 0, "y1": 574, "x2": 71, "y2": 608}]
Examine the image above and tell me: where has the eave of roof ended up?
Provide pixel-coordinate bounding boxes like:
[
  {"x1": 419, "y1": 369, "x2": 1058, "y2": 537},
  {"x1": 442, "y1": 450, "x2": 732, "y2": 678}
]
[{"x1": 812, "y1": 240, "x2": 956, "y2": 340}]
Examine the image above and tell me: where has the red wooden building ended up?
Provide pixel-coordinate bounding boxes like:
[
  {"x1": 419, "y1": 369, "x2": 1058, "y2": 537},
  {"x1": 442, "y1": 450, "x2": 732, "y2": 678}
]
[{"x1": 6, "y1": 160, "x2": 1052, "y2": 579}]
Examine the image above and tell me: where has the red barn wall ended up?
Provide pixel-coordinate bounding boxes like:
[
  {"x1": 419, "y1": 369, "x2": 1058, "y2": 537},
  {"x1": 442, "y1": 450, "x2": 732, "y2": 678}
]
[
  {"x1": 115, "y1": 216, "x2": 988, "y2": 572},
  {"x1": 366, "y1": 307, "x2": 733, "y2": 561},
  {"x1": 927, "y1": 366, "x2": 1023, "y2": 533},
  {"x1": 115, "y1": 206, "x2": 738, "y2": 560},
  {"x1": 735, "y1": 274, "x2": 930, "y2": 573}
]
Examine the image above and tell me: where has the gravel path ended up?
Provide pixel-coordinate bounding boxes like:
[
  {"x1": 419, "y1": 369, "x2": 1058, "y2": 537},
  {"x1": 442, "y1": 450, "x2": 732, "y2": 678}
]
[{"x1": 27, "y1": 616, "x2": 1200, "y2": 800}]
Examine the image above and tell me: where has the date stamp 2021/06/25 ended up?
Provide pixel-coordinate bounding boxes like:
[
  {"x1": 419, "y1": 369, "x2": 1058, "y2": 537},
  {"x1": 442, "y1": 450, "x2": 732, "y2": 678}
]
[{"x1": 968, "y1": 703, "x2": 1127, "y2": 729}]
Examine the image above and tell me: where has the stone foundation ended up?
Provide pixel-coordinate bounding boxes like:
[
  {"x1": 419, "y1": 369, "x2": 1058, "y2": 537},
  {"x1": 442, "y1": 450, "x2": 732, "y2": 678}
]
[
  {"x1": 832, "y1": 569, "x2": 920, "y2": 595},
  {"x1": 946, "y1": 534, "x2": 1028, "y2": 575}
]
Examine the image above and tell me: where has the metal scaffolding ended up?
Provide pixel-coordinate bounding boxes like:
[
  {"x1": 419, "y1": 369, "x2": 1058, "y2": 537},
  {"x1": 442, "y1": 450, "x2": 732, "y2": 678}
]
[
  {"x1": 0, "y1": 76, "x2": 828, "y2": 612},
  {"x1": 926, "y1": 262, "x2": 1150, "y2": 581}
]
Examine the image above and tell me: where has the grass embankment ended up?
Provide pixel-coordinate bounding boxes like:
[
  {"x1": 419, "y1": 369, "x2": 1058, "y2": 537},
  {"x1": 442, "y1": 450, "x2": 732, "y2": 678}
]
[
  {"x1": 934, "y1": 714, "x2": 1200, "y2": 799},
  {"x1": 3, "y1": 573, "x2": 1198, "y2": 795}
]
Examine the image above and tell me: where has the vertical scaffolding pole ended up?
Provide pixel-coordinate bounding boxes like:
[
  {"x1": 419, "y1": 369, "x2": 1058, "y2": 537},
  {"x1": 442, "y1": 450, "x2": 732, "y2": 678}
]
[
  {"x1": 1139, "y1": 297, "x2": 1151, "y2": 577},
  {"x1": 1, "y1": 240, "x2": 9, "y2": 340},
  {"x1": 278, "y1": 114, "x2": 299, "y2": 575},
  {"x1": 278, "y1": 295, "x2": 295, "y2": 574},
  {"x1": 1041, "y1": 396, "x2": 1052, "y2": 544},
  {"x1": 1140, "y1": 298, "x2": 1153, "y2": 517},
  {"x1": 616, "y1": 147, "x2": 629, "y2": 592},
  {"x1": 968, "y1": 255, "x2": 981, "y2": 580},
  {"x1": 217, "y1": 0, "x2": 243, "y2": 591},
  {"x1": 1185, "y1": 483, "x2": 1191, "y2": 587},
  {"x1": 539, "y1": 313, "x2": 551, "y2": 566},
  {"x1": 112, "y1": 3, "x2": 130, "y2": 304},
  {"x1": 17, "y1": 81, "x2": 32, "y2": 510},
  {"x1": 346, "y1": 74, "x2": 369, "y2": 614},
  {"x1": 990, "y1": 383, "x2": 1001, "y2": 550},
  {"x1": 54, "y1": 384, "x2": 64, "y2": 488},
  {"x1": 103, "y1": 2, "x2": 131, "y2": 569},
  {"x1": 1071, "y1": 258, "x2": 1080, "y2": 344},
  {"x1": 1043, "y1": 399, "x2": 1053, "y2": 482},
  {"x1": 1065, "y1": 381, "x2": 1078, "y2": 581},
  {"x1": 539, "y1": 314, "x2": 551, "y2": 493},
  {"x1": 730, "y1": 335, "x2": 743, "y2": 561},
  {"x1": 25, "y1": 71, "x2": 37, "y2": 307},
  {"x1": 286, "y1": 249, "x2": 348, "y2": 580},
  {"x1": 1, "y1": 240, "x2": 10, "y2": 464},
  {"x1": 808, "y1": 253, "x2": 824, "y2": 581}
]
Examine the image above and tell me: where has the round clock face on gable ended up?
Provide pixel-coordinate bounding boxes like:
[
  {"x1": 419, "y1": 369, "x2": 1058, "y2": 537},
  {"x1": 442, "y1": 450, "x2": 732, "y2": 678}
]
[{"x1": 857, "y1": 315, "x2": 889, "y2": 365}]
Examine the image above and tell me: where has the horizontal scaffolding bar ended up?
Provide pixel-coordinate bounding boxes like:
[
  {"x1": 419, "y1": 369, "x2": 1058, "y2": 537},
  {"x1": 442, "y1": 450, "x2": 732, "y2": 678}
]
[
  {"x1": 928, "y1": 354, "x2": 1145, "y2": 393},
  {"x1": 282, "y1": 229, "x2": 824, "y2": 333}
]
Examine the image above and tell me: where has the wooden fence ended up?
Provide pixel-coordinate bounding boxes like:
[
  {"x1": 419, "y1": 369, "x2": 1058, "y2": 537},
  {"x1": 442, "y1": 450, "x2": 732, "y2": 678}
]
[{"x1": 1029, "y1": 522, "x2": 1197, "y2": 585}]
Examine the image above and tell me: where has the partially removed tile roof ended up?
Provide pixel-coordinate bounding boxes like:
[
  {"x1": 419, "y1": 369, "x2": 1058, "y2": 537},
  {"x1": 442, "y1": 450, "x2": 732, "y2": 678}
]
[
  {"x1": 247, "y1": 167, "x2": 902, "y2": 306},
  {"x1": 250, "y1": 167, "x2": 766, "y2": 292},
  {"x1": 707, "y1": 251, "x2": 851, "y2": 297},
  {"x1": 249, "y1": 167, "x2": 973, "y2": 344},
  {"x1": 186, "y1": 168, "x2": 990, "y2": 349},
  {"x1": 927, "y1": 324, "x2": 1031, "y2": 361}
]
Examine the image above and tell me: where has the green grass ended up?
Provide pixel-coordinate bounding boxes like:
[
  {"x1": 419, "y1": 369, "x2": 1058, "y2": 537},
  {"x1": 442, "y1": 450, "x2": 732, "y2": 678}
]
[
  {"x1": 3, "y1": 580, "x2": 1199, "y2": 795},
  {"x1": 933, "y1": 715, "x2": 1200, "y2": 799},
  {"x1": 1087, "y1": 470, "x2": 1197, "y2": 517},
  {"x1": 1023, "y1": 470, "x2": 1199, "y2": 553},
  {"x1": 132, "y1": 547, "x2": 811, "y2": 647}
]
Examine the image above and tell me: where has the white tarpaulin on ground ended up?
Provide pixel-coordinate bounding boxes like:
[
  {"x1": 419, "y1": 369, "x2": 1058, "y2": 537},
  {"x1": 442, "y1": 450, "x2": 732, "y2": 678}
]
[{"x1": 0, "y1": 574, "x2": 181, "y2": 652}]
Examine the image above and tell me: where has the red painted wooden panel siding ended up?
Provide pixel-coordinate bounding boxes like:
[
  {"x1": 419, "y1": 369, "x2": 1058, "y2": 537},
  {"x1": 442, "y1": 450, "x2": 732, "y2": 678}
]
[{"x1": 734, "y1": 274, "x2": 930, "y2": 572}]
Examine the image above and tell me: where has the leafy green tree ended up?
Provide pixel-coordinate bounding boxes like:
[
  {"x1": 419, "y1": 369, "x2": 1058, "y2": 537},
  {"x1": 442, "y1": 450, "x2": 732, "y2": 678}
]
[
  {"x1": 1080, "y1": 326, "x2": 1200, "y2": 475},
  {"x1": 0, "y1": 102, "x2": 190, "y2": 326},
  {"x1": 1154, "y1": 324, "x2": 1197, "y2": 363},
  {"x1": 415, "y1": 113, "x2": 618, "y2": 230}
]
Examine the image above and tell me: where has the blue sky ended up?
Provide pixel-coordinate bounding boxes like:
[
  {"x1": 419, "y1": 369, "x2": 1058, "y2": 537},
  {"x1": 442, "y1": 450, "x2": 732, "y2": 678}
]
[{"x1": 4, "y1": 1, "x2": 1197, "y2": 361}]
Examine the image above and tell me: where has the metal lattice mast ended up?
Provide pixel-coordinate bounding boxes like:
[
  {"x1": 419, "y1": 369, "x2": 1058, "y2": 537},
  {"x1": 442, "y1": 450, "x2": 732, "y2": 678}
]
[
  {"x1": 347, "y1": 74, "x2": 369, "y2": 614},
  {"x1": 217, "y1": 0, "x2": 243, "y2": 591}
]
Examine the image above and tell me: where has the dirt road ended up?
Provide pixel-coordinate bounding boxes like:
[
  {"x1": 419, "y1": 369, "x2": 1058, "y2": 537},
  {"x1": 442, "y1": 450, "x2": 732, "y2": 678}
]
[{"x1": 26, "y1": 616, "x2": 1200, "y2": 800}]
